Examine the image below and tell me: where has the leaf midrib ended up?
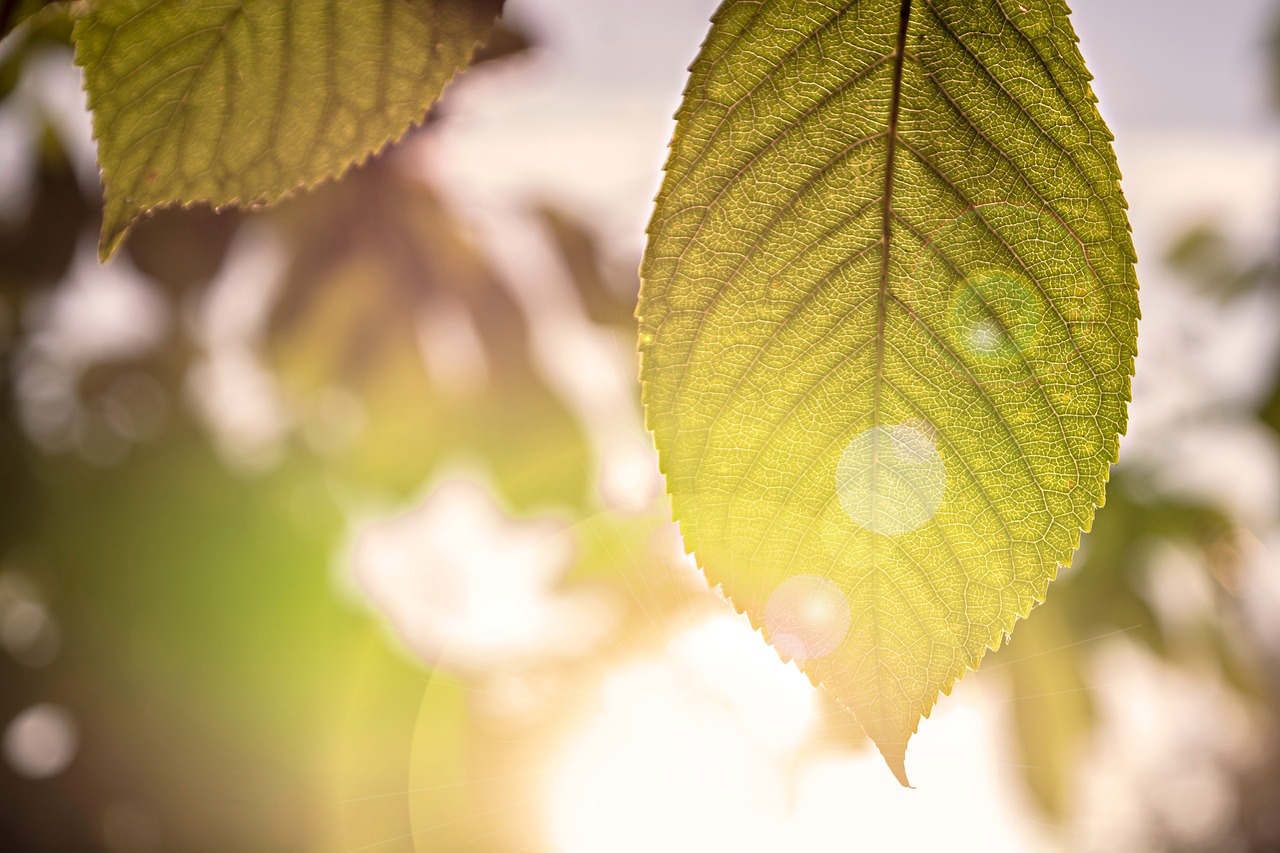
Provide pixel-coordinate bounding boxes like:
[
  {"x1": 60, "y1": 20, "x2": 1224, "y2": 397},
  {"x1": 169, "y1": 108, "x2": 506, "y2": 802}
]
[
  {"x1": 875, "y1": 0, "x2": 912, "y2": 431},
  {"x1": 865, "y1": 0, "x2": 912, "y2": 772}
]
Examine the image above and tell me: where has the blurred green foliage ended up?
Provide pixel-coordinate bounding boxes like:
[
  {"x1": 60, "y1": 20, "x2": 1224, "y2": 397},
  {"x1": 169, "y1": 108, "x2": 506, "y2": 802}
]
[
  {"x1": 0, "y1": 15, "x2": 637, "y2": 850},
  {"x1": 986, "y1": 182, "x2": 1280, "y2": 832},
  {"x1": 0, "y1": 0, "x2": 62, "y2": 45}
]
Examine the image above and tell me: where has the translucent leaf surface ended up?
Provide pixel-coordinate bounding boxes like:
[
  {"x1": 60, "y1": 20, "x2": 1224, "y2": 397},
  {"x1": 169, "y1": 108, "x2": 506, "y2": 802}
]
[
  {"x1": 639, "y1": 0, "x2": 1137, "y2": 783},
  {"x1": 74, "y1": 0, "x2": 501, "y2": 260}
]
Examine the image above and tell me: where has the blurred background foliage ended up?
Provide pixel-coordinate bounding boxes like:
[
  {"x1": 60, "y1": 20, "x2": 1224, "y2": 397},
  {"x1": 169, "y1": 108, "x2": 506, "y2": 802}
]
[{"x1": 1, "y1": 4, "x2": 1280, "y2": 853}]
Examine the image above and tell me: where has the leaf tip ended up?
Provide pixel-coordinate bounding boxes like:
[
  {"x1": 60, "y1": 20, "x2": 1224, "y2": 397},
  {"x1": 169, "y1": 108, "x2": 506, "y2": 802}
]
[
  {"x1": 876, "y1": 738, "x2": 913, "y2": 788},
  {"x1": 98, "y1": 216, "x2": 129, "y2": 263},
  {"x1": 98, "y1": 190, "x2": 146, "y2": 262}
]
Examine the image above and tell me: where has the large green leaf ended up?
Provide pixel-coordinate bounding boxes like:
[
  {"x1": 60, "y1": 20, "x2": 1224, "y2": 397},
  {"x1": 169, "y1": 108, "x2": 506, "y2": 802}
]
[
  {"x1": 74, "y1": 0, "x2": 501, "y2": 260},
  {"x1": 640, "y1": 0, "x2": 1137, "y2": 783}
]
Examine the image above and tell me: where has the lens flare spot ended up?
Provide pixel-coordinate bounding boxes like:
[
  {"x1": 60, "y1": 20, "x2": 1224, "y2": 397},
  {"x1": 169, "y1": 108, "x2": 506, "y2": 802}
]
[
  {"x1": 764, "y1": 576, "x2": 851, "y2": 663},
  {"x1": 949, "y1": 270, "x2": 1042, "y2": 364},
  {"x1": 836, "y1": 422, "x2": 946, "y2": 535}
]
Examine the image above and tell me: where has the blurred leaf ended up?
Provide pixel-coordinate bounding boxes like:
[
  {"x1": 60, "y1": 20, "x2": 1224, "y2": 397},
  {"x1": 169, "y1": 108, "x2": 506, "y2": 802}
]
[
  {"x1": 75, "y1": 0, "x2": 503, "y2": 260},
  {"x1": 0, "y1": 380, "x2": 37, "y2": 555},
  {"x1": 1262, "y1": 371, "x2": 1280, "y2": 434},
  {"x1": 1164, "y1": 221, "x2": 1273, "y2": 299},
  {"x1": 1001, "y1": 602, "x2": 1094, "y2": 821},
  {"x1": 0, "y1": 128, "x2": 95, "y2": 293},
  {"x1": 1051, "y1": 480, "x2": 1169, "y2": 653},
  {"x1": 123, "y1": 205, "x2": 242, "y2": 291},
  {"x1": 1057, "y1": 474, "x2": 1234, "y2": 651},
  {"x1": 1206, "y1": 627, "x2": 1265, "y2": 700},
  {"x1": 538, "y1": 205, "x2": 639, "y2": 329},
  {"x1": 990, "y1": 471, "x2": 1249, "y2": 818},
  {"x1": 0, "y1": 0, "x2": 61, "y2": 44},
  {"x1": 1165, "y1": 224, "x2": 1238, "y2": 290},
  {"x1": 274, "y1": 251, "x2": 449, "y2": 494},
  {"x1": 639, "y1": 0, "x2": 1137, "y2": 782},
  {"x1": 0, "y1": 2, "x2": 72, "y2": 100},
  {"x1": 469, "y1": 18, "x2": 533, "y2": 66},
  {"x1": 1271, "y1": 2, "x2": 1280, "y2": 113},
  {"x1": 268, "y1": 157, "x2": 589, "y2": 507}
]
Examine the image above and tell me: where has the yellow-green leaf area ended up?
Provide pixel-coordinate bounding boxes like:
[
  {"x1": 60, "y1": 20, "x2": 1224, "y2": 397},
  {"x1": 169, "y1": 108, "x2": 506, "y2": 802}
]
[
  {"x1": 639, "y1": 0, "x2": 1137, "y2": 784},
  {"x1": 74, "y1": 0, "x2": 500, "y2": 260}
]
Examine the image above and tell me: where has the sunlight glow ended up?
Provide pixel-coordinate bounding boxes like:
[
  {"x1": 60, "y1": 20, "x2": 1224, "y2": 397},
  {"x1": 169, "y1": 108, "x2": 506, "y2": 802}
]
[
  {"x1": 546, "y1": 615, "x2": 815, "y2": 853},
  {"x1": 544, "y1": 614, "x2": 1055, "y2": 853},
  {"x1": 356, "y1": 478, "x2": 619, "y2": 670}
]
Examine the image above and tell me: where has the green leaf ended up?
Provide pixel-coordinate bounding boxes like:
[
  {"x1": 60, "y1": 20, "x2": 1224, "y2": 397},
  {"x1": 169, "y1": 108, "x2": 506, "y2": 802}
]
[
  {"x1": 74, "y1": 0, "x2": 501, "y2": 261},
  {"x1": 639, "y1": 0, "x2": 1137, "y2": 783}
]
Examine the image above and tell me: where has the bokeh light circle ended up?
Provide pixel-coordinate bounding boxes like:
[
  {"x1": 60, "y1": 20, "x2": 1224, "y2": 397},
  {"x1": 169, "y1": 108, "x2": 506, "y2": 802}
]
[
  {"x1": 949, "y1": 269, "x2": 1042, "y2": 364},
  {"x1": 835, "y1": 421, "x2": 946, "y2": 535},
  {"x1": 3, "y1": 703, "x2": 78, "y2": 779},
  {"x1": 763, "y1": 575, "x2": 851, "y2": 663}
]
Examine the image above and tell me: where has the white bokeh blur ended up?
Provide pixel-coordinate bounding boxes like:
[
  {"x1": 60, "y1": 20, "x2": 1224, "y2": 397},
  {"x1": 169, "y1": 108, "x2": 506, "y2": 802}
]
[
  {"x1": 354, "y1": 477, "x2": 619, "y2": 672},
  {"x1": 3, "y1": 702, "x2": 78, "y2": 780}
]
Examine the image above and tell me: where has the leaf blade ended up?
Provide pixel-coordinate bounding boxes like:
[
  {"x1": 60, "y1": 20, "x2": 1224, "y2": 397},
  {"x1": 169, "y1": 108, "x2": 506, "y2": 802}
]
[
  {"x1": 639, "y1": 0, "x2": 1136, "y2": 783},
  {"x1": 74, "y1": 0, "x2": 501, "y2": 260}
]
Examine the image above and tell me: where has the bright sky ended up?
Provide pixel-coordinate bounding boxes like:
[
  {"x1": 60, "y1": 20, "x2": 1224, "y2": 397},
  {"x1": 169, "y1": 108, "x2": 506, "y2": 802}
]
[
  {"x1": 430, "y1": 0, "x2": 1280, "y2": 225},
  {"x1": 1072, "y1": 0, "x2": 1276, "y2": 134}
]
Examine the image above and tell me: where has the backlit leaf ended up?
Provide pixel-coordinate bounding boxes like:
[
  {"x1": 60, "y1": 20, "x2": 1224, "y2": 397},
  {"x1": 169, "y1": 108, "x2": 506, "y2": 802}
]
[
  {"x1": 74, "y1": 0, "x2": 501, "y2": 260},
  {"x1": 639, "y1": 0, "x2": 1137, "y2": 783}
]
